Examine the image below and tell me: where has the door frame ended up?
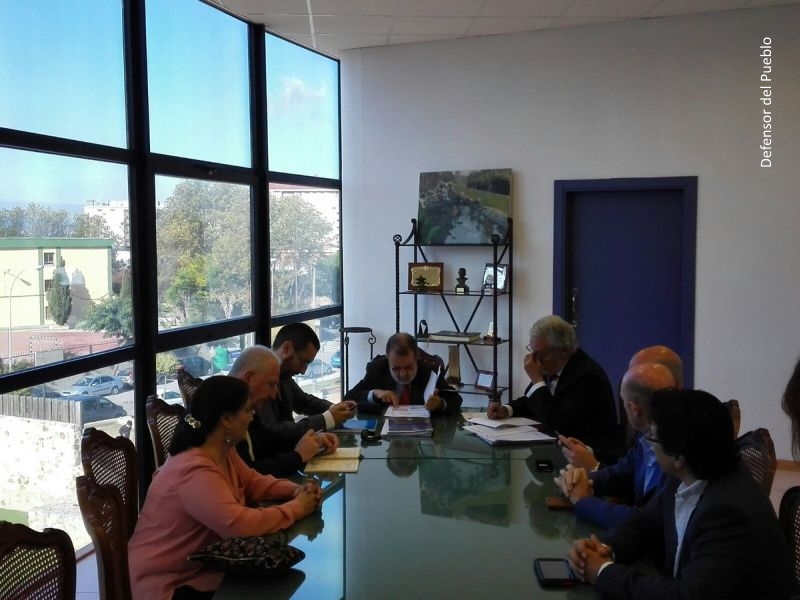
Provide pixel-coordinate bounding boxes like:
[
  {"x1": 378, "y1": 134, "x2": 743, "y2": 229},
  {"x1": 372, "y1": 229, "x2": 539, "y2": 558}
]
[{"x1": 553, "y1": 176, "x2": 697, "y2": 388}]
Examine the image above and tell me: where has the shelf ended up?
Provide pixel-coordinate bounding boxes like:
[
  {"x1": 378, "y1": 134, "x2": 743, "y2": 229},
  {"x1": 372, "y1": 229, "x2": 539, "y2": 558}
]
[
  {"x1": 417, "y1": 337, "x2": 507, "y2": 346},
  {"x1": 399, "y1": 290, "x2": 510, "y2": 297}
]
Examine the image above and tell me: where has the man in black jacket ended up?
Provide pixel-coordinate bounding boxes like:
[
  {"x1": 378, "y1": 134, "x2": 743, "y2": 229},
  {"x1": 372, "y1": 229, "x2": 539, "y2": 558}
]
[
  {"x1": 488, "y1": 315, "x2": 623, "y2": 460},
  {"x1": 568, "y1": 389, "x2": 794, "y2": 600},
  {"x1": 344, "y1": 333, "x2": 462, "y2": 414}
]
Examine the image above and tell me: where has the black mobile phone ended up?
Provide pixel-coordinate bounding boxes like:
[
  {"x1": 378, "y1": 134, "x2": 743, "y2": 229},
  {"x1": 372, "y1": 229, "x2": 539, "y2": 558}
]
[{"x1": 533, "y1": 558, "x2": 577, "y2": 588}]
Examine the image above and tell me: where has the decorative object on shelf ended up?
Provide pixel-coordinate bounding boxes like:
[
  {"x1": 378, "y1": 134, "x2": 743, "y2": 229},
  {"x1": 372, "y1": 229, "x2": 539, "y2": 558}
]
[
  {"x1": 454, "y1": 267, "x2": 469, "y2": 295},
  {"x1": 483, "y1": 321, "x2": 498, "y2": 342},
  {"x1": 408, "y1": 262, "x2": 444, "y2": 293},
  {"x1": 417, "y1": 169, "x2": 512, "y2": 244},
  {"x1": 446, "y1": 345, "x2": 462, "y2": 385},
  {"x1": 417, "y1": 319, "x2": 429, "y2": 339},
  {"x1": 481, "y1": 263, "x2": 509, "y2": 293},
  {"x1": 474, "y1": 370, "x2": 497, "y2": 391},
  {"x1": 429, "y1": 330, "x2": 481, "y2": 343}
]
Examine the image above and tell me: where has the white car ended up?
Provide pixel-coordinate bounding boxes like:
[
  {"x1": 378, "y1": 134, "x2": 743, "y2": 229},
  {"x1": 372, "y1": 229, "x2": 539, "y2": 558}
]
[{"x1": 62, "y1": 375, "x2": 124, "y2": 396}]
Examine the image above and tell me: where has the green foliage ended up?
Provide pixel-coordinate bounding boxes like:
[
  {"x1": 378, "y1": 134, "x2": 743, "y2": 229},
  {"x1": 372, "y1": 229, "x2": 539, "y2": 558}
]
[
  {"x1": 79, "y1": 293, "x2": 133, "y2": 342},
  {"x1": 0, "y1": 203, "x2": 119, "y2": 239},
  {"x1": 269, "y1": 193, "x2": 336, "y2": 314},
  {"x1": 46, "y1": 269, "x2": 72, "y2": 326},
  {"x1": 155, "y1": 353, "x2": 179, "y2": 377}
]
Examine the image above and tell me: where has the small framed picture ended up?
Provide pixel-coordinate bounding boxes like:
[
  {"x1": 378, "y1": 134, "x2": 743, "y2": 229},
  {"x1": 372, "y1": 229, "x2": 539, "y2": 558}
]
[
  {"x1": 408, "y1": 262, "x2": 444, "y2": 293},
  {"x1": 482, "y1": 263, "x2": 509, "y2": 292},
  {"x1": 474, "y1": 370, "x2": 496, "y2": 390}
]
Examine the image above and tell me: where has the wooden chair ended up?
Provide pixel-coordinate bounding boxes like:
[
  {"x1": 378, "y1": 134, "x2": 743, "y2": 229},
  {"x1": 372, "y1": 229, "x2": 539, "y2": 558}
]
[
  {"x1": 0, "y1": 521, "x2": 76, "y2": 600},
  {"x1": 145, "y1": 394, "x2": 185, "y2": 468},
  {"x1": 725, "y1": 399, "x2": 741, "y2": 438},
  {"x1": 76, "y1": 475, "x2": 132, "y2": 600},
  {"x1": 80, "y1": 427, "x2": 138, "y2": 540},
  {"x1": 736, "y1": 427, "x2": 777, "y2": 496},
  {"x1": 779, "y1": 486, "x2": 800, "y2": 594},
  {"x1": 176, "y1": 366, "x2": 202, "y2": 410}
]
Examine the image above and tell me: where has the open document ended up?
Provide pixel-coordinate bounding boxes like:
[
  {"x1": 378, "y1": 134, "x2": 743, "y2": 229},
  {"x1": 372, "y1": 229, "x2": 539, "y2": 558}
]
[
  {"x1": 463, "y1": 424, "x2": 556, "y2": 446},
  {"x1": 304, "y1": 447, "x2": 362, "y2": 473}
]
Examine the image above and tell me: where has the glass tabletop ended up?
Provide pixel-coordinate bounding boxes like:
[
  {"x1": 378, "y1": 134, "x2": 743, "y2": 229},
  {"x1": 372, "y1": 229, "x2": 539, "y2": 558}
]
[{"x1": 217, "y1": 432, "x2": 602, "y2": 599}]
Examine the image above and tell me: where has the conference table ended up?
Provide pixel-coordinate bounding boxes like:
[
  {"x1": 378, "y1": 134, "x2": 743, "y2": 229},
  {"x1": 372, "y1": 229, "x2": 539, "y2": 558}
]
[{"x1": 216, "y1": 412, "x2": 603, "y2": 599}]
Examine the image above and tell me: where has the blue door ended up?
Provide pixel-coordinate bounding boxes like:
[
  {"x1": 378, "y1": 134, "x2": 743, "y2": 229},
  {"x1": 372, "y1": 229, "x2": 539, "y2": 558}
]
[{"x1": 554, "y1": 177, "x2": 697, "y2": 391}]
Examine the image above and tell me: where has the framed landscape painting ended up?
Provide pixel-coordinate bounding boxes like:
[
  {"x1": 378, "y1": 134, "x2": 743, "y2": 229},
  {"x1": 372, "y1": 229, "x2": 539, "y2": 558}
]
[{"x1": 417, "y1": 168, "x2": 512, "y2": 244}]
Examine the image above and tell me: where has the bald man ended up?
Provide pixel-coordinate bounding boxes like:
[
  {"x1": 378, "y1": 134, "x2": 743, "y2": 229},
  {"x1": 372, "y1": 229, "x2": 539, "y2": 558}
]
[
  {"x1": 555, "y1": 363, "x2": 676, "y2": 529},
  {"x1": 629, "y1": 345, "x2": 683, "y2": 389},
  {"x1": 230, "y1": 345, "x2": 339, "y2": 476}
]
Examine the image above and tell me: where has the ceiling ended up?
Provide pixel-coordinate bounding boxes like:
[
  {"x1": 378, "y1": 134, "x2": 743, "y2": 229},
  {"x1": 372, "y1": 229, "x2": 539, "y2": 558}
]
[{"x1": 208, "y1": 0, "x2": 796, "y2": 57}]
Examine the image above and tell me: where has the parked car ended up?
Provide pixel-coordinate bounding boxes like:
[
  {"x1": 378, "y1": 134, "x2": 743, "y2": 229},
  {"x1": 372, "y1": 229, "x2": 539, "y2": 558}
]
[
  {"x1": 62, "y1": 374, "x2": 124, "y2": 396},
  {"x1": 177, "y1": 355, "x2": 211, "y2": 377},
  {"x1": 330, "y1": 351, "x2": 341, "y2": 369},
  {"x1": 59, "y1": 395, "x2": 127, "y2": 425},
  {"x1": 116, "y1": 368, "x2": 134, "y2": 387},
  {"x1": 297, "y1": 359, "x2": 334, "y2": 379},
  {"x1": 25, "y1": 384, "x2": 63, "y2": 398},
  {"x1": 161, "y1": 390, "x2": 184, "y2": 406}
]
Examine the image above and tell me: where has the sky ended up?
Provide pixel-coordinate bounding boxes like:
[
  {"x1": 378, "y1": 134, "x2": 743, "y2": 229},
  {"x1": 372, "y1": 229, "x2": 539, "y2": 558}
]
[{"x1": 0, "y1": 0, "x2": 340, "y2": 209}]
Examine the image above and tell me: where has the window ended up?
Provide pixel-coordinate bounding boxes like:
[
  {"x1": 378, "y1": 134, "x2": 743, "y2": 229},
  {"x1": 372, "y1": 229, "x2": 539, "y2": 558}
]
[
  {"x1": 0, "y1": 1, "x2": 126, "y2": 146},
  {"x1": 269, "y1": 184, "x2": 341, "y2": 316},
  {"x1": 147, "y1": 0, "x2": 251, "y2": 167},
  {"x1": 155, "y1": 176, "x2": 253, "y2": 330},
  {"x1": 266, "y1": 34, "x2": 340, "y2": 179},
  {"x1": 0, "y1": 1, "x2": 341, "y2": 555}
]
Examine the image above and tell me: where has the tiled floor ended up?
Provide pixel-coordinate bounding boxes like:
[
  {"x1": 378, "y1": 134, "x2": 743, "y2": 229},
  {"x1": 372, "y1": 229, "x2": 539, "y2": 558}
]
[{"x1": 75, "y1": 464, "x2": 800, "y2": 598}]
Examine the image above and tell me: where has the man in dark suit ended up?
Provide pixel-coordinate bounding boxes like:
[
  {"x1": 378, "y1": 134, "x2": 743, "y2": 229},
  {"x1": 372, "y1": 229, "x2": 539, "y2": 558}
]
[
  {"x1": 487, "y1": 315, "x2": 623, "y2": 460},
  {"x1": 568, "y1": 389, "x2": 794, "y2": 600},
  {"x1": 344, "y1": 332, "x2": 462, "y2": 413},
  {"x1": 257, "y1": 323, "x2": 356, "y2": 441}
]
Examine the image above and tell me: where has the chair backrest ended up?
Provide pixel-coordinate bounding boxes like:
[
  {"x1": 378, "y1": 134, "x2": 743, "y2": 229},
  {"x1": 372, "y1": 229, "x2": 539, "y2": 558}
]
[
  {"x1": 779, "y1": 485, "x2": 800, "y2": 593},
  {"x1": 145, "y1": 394, "x2": 185, "y2": 468},
  {"x1": 417, "y1": 347, "x2": 445, "y2": 375},
  {"x1": 76, "y1": 475, "x2": 132, "y2": 600},
  {"x1": 0, "y1": 521, "x2": 76, "y2": 600},
  {"x1": 725, "y1": 399, "x2": 742, "y2": 438},
  {"x1": 176, "y1": 366, "x2": 203, "y2": 410},
  {"x1": 80, "y1": 427, "x2": 138, "y2": 540},
  {"x1": 736, "y1": 427, "x2": 777, "y2": 496}
]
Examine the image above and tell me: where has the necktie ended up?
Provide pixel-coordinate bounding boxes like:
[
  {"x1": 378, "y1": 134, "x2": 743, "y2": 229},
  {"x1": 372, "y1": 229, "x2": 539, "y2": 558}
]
[{"x1": 400, "y1": 385, "x2": 411, "y2": 405}]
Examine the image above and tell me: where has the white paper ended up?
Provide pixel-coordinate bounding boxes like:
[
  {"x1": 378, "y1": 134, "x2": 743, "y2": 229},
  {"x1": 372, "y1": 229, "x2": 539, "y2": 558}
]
[
  {"x1": 467, "y1": 416, "x2": 540, "y2": 428},
  {"x1": 463, "y1": 424, "x2": 556, "y2": 444},
  {"x1": 423, "y1": 368, "x2": 438, "y2": 402},
  {"x1": 384, "y1": 405, "x2": 430, "y2": 418}
]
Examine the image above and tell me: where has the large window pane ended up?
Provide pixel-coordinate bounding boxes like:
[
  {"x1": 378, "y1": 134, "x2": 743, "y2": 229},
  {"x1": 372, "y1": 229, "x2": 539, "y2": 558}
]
[
  {"x1": 147, "y1": 0, "x2": 251, "y2": 166},
  {"x1": 156, "y1": 176, "x2": 253, "y2": 330},
  {"x1": 0, "y1": 148, "x2": 130, "y2": 374},
  {"x1": 269, "y1": 184, "x2": 340, "y2": 317},
  {"x1": 0, "y1": 1, "x2": 126, "y2": 147},
  {"x1": 0, "y1": 363, "x2": 133, "y2": 550},
  {"x1": 266, "y1": 35, "x2": 340, "y2": 179}
]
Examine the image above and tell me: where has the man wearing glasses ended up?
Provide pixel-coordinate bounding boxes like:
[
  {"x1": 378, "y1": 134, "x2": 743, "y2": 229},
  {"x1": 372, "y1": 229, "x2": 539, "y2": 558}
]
[
  {"x1": 568, "y1": 389, "x2": 793, "y2": 599},
  {"x1": 487, "y1": 315, "x2": 623, "y2": 461},
  {"x1": 259, "y1": 322, "x2": 357, "y2": 440}
]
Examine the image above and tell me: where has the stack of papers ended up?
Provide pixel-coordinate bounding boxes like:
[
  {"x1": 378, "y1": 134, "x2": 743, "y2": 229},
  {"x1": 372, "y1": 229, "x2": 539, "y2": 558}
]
[
  {"x1": 382, "y1": 405, "x2": 434, "y2": 437},
  {"x1": 463, "y1": 416, "x2": 555, "y2": 445},
  {"x1": 304, "y1": 447, "x2": 362, "y2": 473}
]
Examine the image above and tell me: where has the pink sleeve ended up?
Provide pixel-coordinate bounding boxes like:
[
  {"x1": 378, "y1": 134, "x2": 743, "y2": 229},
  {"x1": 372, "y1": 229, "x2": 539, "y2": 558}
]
[
  {"x1": 178, "y1": 457, "x2": 305, "y2": 538},
  {"x1": 230, "y1": 450, "x2": 300, "y2": 502}
]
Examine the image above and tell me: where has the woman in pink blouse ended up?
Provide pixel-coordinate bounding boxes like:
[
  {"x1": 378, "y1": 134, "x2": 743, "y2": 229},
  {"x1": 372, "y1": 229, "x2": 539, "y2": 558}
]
[{"x1": 128, "y1": 374, "x2": 322, "y2": 600}]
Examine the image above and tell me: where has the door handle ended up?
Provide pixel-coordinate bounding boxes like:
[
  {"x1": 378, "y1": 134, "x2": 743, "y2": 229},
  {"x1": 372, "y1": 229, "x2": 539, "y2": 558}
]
[{"x1": 571, "y1": 287, "x2": 578, "y2": 329}]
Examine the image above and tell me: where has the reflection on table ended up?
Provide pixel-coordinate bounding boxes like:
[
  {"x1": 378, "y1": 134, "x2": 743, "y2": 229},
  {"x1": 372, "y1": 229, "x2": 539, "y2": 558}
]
[{"x1": 216, "y1": 413, "x2": 601, "y2": 600}]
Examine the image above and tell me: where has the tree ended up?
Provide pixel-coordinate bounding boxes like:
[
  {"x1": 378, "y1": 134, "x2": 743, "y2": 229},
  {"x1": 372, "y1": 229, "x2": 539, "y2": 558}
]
[
  {"x1": 269, "y1": 193, "x2": 335, "y2": 313},
  {"x1": 46, "y1": 263, "x2": 72, "y2": 326},
  {"x1": 79, "y1": 293, "x2": 133, "y2": 343}
]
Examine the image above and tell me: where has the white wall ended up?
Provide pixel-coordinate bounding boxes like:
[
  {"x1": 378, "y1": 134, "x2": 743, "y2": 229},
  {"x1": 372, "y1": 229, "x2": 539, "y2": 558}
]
[{"x1": 341, "y1": 6, "x2": 800, "y2": 458}]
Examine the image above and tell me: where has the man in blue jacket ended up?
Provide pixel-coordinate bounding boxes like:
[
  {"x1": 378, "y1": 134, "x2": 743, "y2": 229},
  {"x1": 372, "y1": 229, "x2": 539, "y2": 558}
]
[{"x1": 554, "y1": 362, "x2": 675, "y2": 529}]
